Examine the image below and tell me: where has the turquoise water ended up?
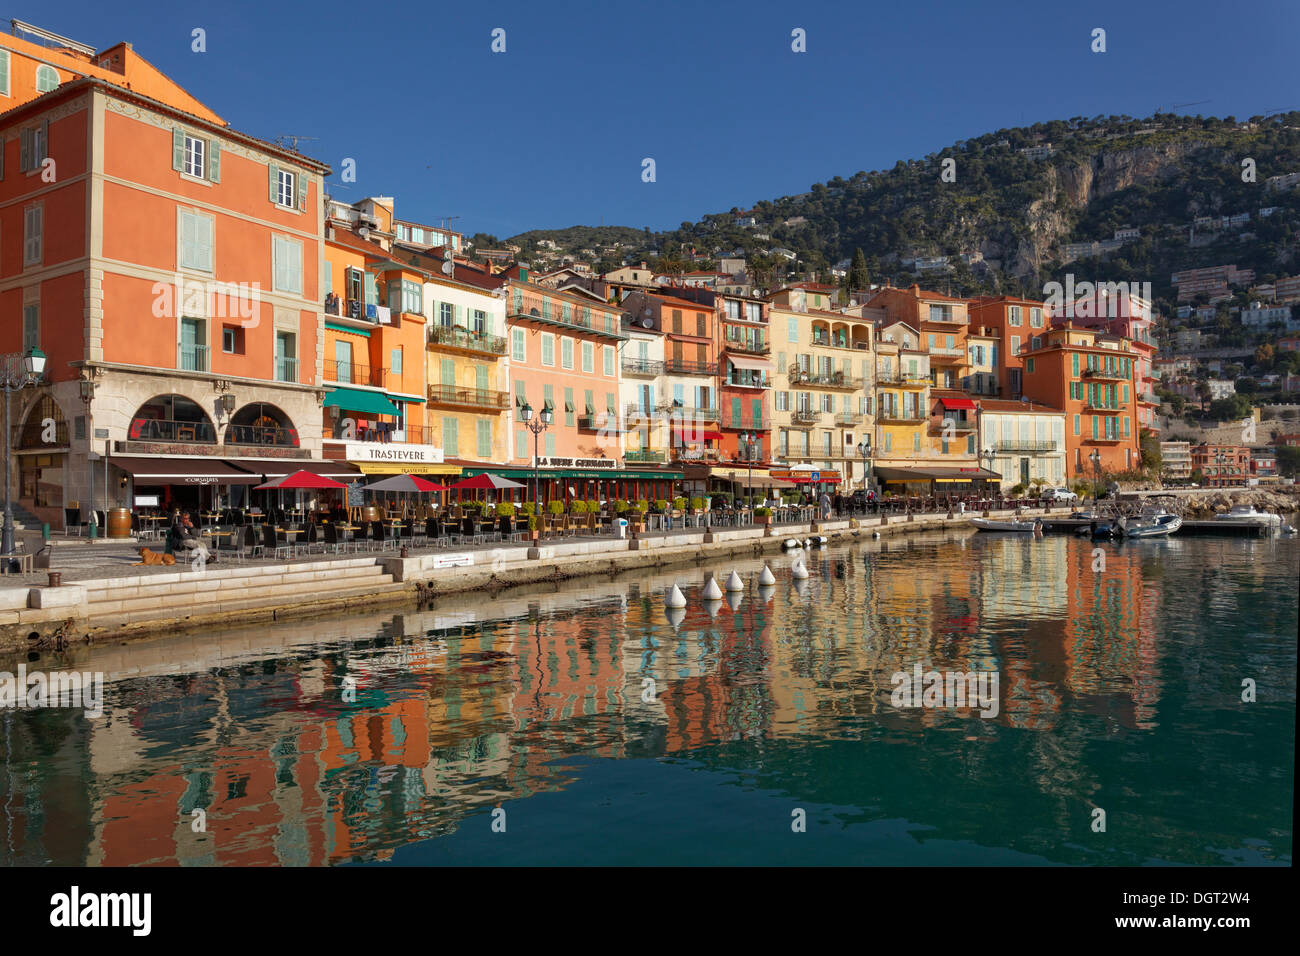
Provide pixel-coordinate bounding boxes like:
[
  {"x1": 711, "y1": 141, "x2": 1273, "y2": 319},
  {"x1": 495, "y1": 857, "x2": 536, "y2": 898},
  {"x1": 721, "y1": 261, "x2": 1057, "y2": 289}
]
[{"x1": 1, "y1": 531, "x2": 1294, "y2": 866}]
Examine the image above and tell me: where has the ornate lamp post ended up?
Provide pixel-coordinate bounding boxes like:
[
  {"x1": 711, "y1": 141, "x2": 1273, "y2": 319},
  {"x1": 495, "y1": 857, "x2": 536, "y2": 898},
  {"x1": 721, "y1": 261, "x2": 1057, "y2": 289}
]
[
  {"x1": 738, "y1": 430, "x2": 757, "y2": 522},
  {"x1": 520, "y1": 401, "x2": 552, "y2": 534},
  {"x1": 856, "y1": 437, "x2": 872, "y2": 497},
  {"x1": 3, "y1": 348, "x2": 47, "y2": 558}
]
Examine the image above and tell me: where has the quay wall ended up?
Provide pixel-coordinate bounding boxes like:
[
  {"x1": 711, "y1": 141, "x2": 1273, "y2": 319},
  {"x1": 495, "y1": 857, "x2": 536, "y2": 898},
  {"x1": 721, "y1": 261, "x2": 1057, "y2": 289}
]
[{"x1": 0, "y1": 510, "x2": 1011, "y2": 656}]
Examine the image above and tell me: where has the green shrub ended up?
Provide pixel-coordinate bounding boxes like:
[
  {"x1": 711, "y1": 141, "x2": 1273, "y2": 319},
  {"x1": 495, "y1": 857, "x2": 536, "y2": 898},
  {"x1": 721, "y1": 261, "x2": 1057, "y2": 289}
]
[
  {"x1": 635, "y1": 500, "x2": 649, "y2": 514},
  {"x1": 689, "y1": 496, "x2": 705, "y2": 511},
  {"x1": 548, "y1": 500, "x2": 565, "y2": 516},
  {"x1": 571, "y1": 499, "x2": 587, "y2": 514},
  {"x1": 1009, "y1": 483, "x2": 1026, "y2": 496},
  {"x1": 520, "y1": 501, "x2": 535, "y2": 516},
  {"x1": 586, "y1": 498, "x2": 599, "y2": 513},
  {"x1": 495, "y1": 502, "x2": 516, "y2": 517},
  {"x1": 753, "y1": 506, "x2": 773, "y2": 517},
  {"x1": 615, "y1": 500, "x2": 630, "y2": 513},
  {"x1": 654, "y1": 499, "x2": 668, "y2": 512},
  {"x1": 672, "y1": 496, "x2": 688, "y2": 511}
]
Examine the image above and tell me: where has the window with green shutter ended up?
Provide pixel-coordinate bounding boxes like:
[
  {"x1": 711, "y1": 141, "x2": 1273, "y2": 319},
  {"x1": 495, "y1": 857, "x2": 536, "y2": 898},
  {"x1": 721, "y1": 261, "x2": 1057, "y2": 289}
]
[
  {"x1": 476, "y1": 419, "x2": 492, "y2": 458},
  {"x1": 179, "y1": 211, "x2": 213, "y2": 272},
  {"x1": 272, "y1": 237, "x2": 303, "y2": 294},
  {"x1": 562, "y1": 337, "x2": 573, "y2": 369},
  {"x1": 1092, "y1": 416, "x2": 1098, "y2": 438},
  {"x1": 564, "y1": 387, "x2": 574, "y2": 426},
  {"x1": 541, "y1": 334, "x2": 554, "y2": 366},
  {"x1": 752, "y1": 398, "x2": 761, "y2": 427},
  {"x1": 512, "y1": 328, "x2": 526, "y2": 362},
  {"x1": 440, "y1": 358, "x2": 455, "y2": 385},
  {"x1": 544, "y1": 432, "x2": 555, "y2": 456},
  {"x1": 583, "y1": 389, "x2": 594, "y2": 415},
  {"x1": 0, "y1": 50, "x2": 9, "y2": 97},
  {"x1": 22, "y1": 303, "x2": 39, "y2": 350},
  {"x1": 603, "y1": 346, "x2": 614, "y2": 376},
  {"x1": 514, "y1": 379, "x2": 526, "y2": 406},
  {"x1": 581, "y1": 341, "x2": 593, "y2": 372},
  {"x1": 442, "y1": 417, "x2": 459, "y2": 456},
  {"x1": 731, "y1": 397, "x2": 741, "y2": 425},
  {"x1": 543, "y1": 384, "x2": 554, "y2": 413},
  {"x1": 515, "y1": 430, "x2": 527, "y2": 459},
  {"x1": 475, "y1": 365, "x2": 489, "y2": 392}
]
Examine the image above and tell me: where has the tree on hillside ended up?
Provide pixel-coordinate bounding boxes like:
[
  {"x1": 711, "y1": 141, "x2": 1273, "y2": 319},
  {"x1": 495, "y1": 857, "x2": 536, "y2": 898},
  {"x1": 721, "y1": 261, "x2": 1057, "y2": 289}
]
[
  {"x1": 1195, "y1": 380, "x2": 1212, "y2": 411},
  {"x1": 847, "y1": 248, "x2": 870, "y2": 291}
]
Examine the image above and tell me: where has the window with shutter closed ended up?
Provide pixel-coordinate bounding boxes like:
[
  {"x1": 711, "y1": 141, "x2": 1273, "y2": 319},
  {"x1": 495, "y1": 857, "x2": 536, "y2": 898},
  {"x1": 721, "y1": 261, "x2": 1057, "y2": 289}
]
[{"x1": 24, "y1": 205, "x2": 43, "y2": 266}]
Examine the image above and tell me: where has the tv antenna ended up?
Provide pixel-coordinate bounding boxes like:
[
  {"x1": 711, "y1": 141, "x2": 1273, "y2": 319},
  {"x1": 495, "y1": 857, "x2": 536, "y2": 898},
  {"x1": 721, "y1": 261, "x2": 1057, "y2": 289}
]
[
  {"x1": 276, "y1": 134, "x2": 319, "y2": 151},
  {"x1": 434, "y1": 215, "x2": 462, "y2": 231}
]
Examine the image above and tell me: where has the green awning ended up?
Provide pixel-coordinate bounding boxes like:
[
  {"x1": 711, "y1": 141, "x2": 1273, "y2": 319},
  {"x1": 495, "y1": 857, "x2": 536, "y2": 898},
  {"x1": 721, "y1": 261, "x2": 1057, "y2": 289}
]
[
  {"x1": 323, "y1": 387, "x2": 400, "y2": 415},
  {"x1": 326, "y1": 322, "x2": 369, "y2": 336}
]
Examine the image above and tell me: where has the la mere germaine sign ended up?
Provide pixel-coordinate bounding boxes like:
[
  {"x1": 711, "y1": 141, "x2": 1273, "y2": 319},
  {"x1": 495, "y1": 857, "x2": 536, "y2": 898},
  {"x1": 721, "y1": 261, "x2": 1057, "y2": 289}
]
[{"x1": 533, "y1": 457, "x2": 617, "y2": 469}]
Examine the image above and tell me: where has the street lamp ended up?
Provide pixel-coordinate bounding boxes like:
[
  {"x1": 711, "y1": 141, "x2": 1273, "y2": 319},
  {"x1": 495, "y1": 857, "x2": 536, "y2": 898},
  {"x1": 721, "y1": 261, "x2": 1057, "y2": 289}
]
[
  {"x1": 738, "y1": 430, "x2": 758, "y2": 521},
  {"x1": 520, "y1": 401, "x2": 552, "y2": 535},
  {"x1": 856, "y1": 438, "x2": 872, "y2": 491},
  {"x1": 1088, "y1": 449, "x2": 1102, "y2": 505},
  {"x1": 3, "y1": 347, "x2": 47, "y2": 560}
]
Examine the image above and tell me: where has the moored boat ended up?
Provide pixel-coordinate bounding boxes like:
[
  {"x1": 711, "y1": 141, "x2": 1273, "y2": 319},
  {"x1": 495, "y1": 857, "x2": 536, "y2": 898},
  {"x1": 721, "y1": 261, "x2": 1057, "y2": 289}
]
[
  {"x1": 1120, "y1": 509, "x2": 1183, "y2": 538},
  {"x1": 971, "y1": 517, "x2": 1041, "y2": 533},
  {"x1": 1212, "y1": 504, "x2": 1282, "y2": 528}
]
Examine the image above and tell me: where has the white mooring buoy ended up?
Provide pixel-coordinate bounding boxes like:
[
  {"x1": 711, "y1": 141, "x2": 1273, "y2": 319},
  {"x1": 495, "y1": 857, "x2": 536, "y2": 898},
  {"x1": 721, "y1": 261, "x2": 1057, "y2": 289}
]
[
  {"x1": 791, "y1": 559, "x2": 810, "y2": 580},
  {"x1": 758, "y1": 565, "x2": 776, "y2": 586},
  {"x1": 702, "y1": 576, "x2": 723, "y2": 600},
  {"x1": 666, "y1": 584, "x2": 687, "y2": 608},
  {"x1": 724, "y1": 570, "x2": 745, "y2": 592}
]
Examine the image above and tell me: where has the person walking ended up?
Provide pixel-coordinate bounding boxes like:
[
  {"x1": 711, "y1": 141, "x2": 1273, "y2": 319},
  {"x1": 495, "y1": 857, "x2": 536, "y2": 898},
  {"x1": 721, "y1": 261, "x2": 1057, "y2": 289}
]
[{"x1": 818, "y1": 490, "x2": 832, "y2": 521}]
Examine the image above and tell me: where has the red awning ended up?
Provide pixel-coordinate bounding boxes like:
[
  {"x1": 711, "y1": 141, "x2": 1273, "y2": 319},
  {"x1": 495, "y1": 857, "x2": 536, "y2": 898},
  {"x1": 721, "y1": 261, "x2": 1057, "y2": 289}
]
[
  {"x1": 671, "y1": 425, "x2": 723, "y2": 442},
  {"x1": 940, "y1": 397, "x2": 976, "y2": 409}
]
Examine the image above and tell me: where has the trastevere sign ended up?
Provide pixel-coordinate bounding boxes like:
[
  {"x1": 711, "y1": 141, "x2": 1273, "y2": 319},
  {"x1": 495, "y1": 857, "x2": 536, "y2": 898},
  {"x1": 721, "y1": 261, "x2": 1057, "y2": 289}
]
[{"x1": 346, "y1": 442, "x2": 444, "y2": 464}]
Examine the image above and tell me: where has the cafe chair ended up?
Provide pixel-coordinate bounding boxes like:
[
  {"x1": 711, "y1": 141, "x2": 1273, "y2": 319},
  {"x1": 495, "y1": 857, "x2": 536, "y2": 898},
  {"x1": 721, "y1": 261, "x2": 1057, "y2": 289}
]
[
  {"x1": 262, "y1": 524, "x2": 291, "y2": 561},
  {"x1": 64, "y1": 507, "x2": 82, "y2": 537}
]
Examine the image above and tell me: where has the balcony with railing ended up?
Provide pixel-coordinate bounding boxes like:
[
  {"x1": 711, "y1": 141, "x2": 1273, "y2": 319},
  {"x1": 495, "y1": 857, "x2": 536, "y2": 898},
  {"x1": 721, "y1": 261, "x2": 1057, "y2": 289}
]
[
  {"x1": 791, "y1": 409, "x2": 822, "y2": 426},
  {"x1": 834, "y1": 411, "x2": 864, "y2": 426},
  {"x1": 930, "y1": 416, "x2": 976, "y2": 432},
  {"x1": 622, "y1": 358, "x2": 664, "y2": 377},
  {"x1": 275, "y1": 356, "x2": 298, "y2": 384},
  {"x1": 928, "y1": 346, "x2": 966, "y2": 362},
  {"x1": 672, "y1": 447, "x2": 722, "y2": 462},
  {"x1": 993, "y1": 439, "x2": 1057, "y2": 452},
  {"x1": 877, "y1": 373, "x2": 928, "y2": 388},
  {"x1": 427, "y1": 324, "x2": 508, "y2": 357},
  {"x1": 876, "y1": 409, "x2": 927, "y2": 425},
  {"x1": 788, "y1": 368, "x2": 864, "y2": 390},
  {"x1": 924, "y1": 308, "x2": 967, "y2": 325},
  {"x1": 577, "y1": 412, "x2": 624, "y2": 432},
  {"x1": 664, "y1": 357, "x2": 717, "y2": 376},
  {"x1": 723, "y1": 335, "x2": 770, "y2": 355},
  {"x1": 508, "y1": 290, "x2": 626, "y2": 340},
  {"x1": 426, "y1": 384, "x2": 510, "y2": 410},
  {"x1": 1083, "y1": 398, "x2": 1123, "y2": 412},
  {"x1": 128, "y1": 417, "x2": 217, "y2": 444},
  {"x1": 625, "y1": 449, "x2": 666, "y2": 463},
  {"x1": 325, "y1": 360, "x2": 388, "y2": 388},
  {"x1": 225, "y1": 423, "x2": 300, "y2": 447},
  {"x1": 1084, "y1": 367, "x2": 1128, "y2": 381},
  {"x1": 724, "y1": 371, "x2": 770, "y2": 389},
  {"x1": 721, "y1": 412, "x2": 767, "y2": 430},
  {"x1": 178, "y1": 344, "x2": 210, "y2": 372}
]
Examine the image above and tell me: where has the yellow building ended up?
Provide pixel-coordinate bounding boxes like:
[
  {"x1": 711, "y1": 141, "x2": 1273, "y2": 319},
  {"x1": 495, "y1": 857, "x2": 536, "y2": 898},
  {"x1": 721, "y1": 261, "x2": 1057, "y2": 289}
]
[{"x1": 768, "y1": 288, "x2": 875, "y2": 485}]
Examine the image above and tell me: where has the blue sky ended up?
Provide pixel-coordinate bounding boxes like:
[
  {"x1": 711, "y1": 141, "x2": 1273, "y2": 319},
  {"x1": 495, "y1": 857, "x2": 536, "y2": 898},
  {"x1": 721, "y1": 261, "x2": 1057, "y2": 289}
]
[{"x1": 18, "y1": 0, "x2": 1299, "y2": 238}]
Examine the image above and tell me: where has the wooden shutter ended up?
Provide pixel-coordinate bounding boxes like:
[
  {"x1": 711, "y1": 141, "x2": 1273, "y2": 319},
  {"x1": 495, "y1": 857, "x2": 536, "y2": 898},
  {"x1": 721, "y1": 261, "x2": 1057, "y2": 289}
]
[
  {"x1": 268, "y1": 163, "x2": 280, "y2": 203},
  {"x1": 20, "y1": 127, "x2": 31, "y2": 172},
  {"x1": 172, "y1": 128, "x2": 185, "y2": 171},
  {"x1": 297, "y1": 171, "x2": 308, "y2": 211},
  {"x1": 207, "y1": 139, "x2": 220, "y2": 182}
]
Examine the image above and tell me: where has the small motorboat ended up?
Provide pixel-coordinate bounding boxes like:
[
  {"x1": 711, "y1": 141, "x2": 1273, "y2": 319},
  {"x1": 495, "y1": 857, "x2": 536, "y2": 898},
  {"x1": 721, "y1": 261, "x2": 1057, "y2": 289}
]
[
  {"x1": 1213, "y1": 504, "x2": 1282, "y2": 528},
  {"x1": 1120, "y1": 509, "x2": 1182, "y2": 538},
  {"x1": 971, "y1": 517, "x2": 1040, "y2": 533},
  {"x1": 1087, "y1": 517, "x2": 1121, "y2": 539}
]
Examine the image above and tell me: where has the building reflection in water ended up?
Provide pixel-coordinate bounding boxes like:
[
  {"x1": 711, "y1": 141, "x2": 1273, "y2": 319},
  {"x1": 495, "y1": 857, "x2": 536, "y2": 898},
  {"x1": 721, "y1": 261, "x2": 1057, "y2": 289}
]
[{"x1": 1, "y1": 533, "x2": 1288, "y2": 866}]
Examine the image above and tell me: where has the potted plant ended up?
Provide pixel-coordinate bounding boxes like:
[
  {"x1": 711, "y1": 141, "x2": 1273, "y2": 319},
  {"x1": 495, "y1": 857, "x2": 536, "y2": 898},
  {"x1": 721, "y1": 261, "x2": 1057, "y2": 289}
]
[
  {"x1": 689, "y1": 496, "x2": 705, "y2": 514},
  {"x1": 753, "y1": 506, "x2": 774, "y2": 525},
  {"x1": 672, "y1": 496, "x2": 688, "y2": 514},
  {"x1": 615, "y1": 500, "x2": 630, "y2": 514},
  {"x1": 496, "y1": 501, "x2": 516, "y2": 535},
  {"x1": 653, "y1": 499, "x2": 669, "y2": 514},
  {"x1": 631, "y1": 499, "x2": 649, "y2": 533}
]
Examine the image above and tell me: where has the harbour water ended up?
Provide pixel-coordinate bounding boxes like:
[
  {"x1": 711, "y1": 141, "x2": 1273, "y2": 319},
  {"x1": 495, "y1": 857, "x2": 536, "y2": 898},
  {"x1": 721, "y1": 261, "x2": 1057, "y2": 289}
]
[{"x1": 1, "y1": 530, "x2": 1294, "y2": 866}]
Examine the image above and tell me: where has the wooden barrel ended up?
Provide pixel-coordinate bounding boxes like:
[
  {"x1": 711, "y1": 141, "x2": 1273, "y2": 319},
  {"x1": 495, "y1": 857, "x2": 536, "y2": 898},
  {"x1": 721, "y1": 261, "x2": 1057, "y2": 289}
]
[{"x1": 107, "y1": 507, "x2": 133, "y2": 539}]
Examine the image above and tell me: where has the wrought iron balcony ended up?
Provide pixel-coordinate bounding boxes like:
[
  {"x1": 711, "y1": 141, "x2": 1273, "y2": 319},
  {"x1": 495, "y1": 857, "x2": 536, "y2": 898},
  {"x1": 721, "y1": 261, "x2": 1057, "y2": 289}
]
[
  {"x1": 992, "y1": 439, "x2": 1057, "y2": 452},
  {"x1": 325, "y1": 360, "x2": 388, "y2": 388},
  {"x1": 178, "y1": 344, "x2": 209, "y2": 372},
  {"x1": 625, "y1": 449, "x2": 666, "y2": 463},
  {"x1": 791, "y1": 409, "x2": 822, "y2": 425},
  {"x1": 664, "y1": 358, "x2": 717, "y2": 375},
  {"x1": 426, "y1": 384, "x2": 509, "y2": 410},
  {"x1": 508, "y1": 291, "x2": 626, "y2": 340},
  {"x1": 427, "y1": 324, "x2": 508, "y2": 357},
  {"x1": 622, "y1": 358, "x2": 664, "y2": 377},
  {"x1": 1084, "y1": 367, "x2": 1128, "y2": 381},
  {"x1": 788, "y1": 368, "x2": 864, "y2": 389}
]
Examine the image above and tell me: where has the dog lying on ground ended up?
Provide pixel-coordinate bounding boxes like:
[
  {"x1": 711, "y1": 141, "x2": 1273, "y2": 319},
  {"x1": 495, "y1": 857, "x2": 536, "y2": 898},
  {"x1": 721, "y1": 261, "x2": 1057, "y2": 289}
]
[{"x1": 132, "y1": 547, "x2": 176, "y2": 566}]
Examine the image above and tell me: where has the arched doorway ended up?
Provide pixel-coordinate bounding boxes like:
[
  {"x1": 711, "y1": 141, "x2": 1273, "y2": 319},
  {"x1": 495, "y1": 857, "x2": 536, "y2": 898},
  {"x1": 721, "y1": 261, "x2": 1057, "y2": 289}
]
[
  {"x1": 16, "y1": 395, "x2": 70, "y2": 509},
  {"x1": 226, "y1": 403, "x2": 299, "y2": 449},
  {"x1": 129, "y1": 395, "x2": 218, "y2": 444}
]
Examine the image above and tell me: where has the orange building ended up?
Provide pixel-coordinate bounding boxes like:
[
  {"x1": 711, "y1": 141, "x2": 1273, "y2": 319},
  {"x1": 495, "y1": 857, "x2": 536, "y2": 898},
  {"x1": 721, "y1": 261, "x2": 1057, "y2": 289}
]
[
  {"x1": 868, "y1": 284, "x2": 972, "y2": 390},
  {"x1": 1019, "y1": 324, "x2": 1143, "y2": 481},
  {"x1": 319, "y1": 201, "x2": 447, "y2": 476},
  {"x1": 1, "y1": 25, "x2": 333, "y2": 524},
  {"x1": 966, "y1": 295, "x2": 1048, "y2": 398}
]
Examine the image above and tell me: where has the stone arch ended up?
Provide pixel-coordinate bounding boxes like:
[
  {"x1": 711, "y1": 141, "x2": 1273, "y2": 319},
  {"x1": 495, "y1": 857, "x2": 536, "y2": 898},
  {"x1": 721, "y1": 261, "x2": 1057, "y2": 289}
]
[
  {"x1": 227, "y1": 402, "x2": 299, "y2": 448},
  {"x1": 128, "y1": 394, "x2": 218, "y2": 443}
]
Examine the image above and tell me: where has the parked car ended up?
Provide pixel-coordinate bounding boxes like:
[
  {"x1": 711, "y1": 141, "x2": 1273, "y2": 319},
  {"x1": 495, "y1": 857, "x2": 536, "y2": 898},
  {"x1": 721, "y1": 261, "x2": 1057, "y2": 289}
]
[{"x1": 1042, "y1": 487, "x2": 1079, "y2": 502}]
